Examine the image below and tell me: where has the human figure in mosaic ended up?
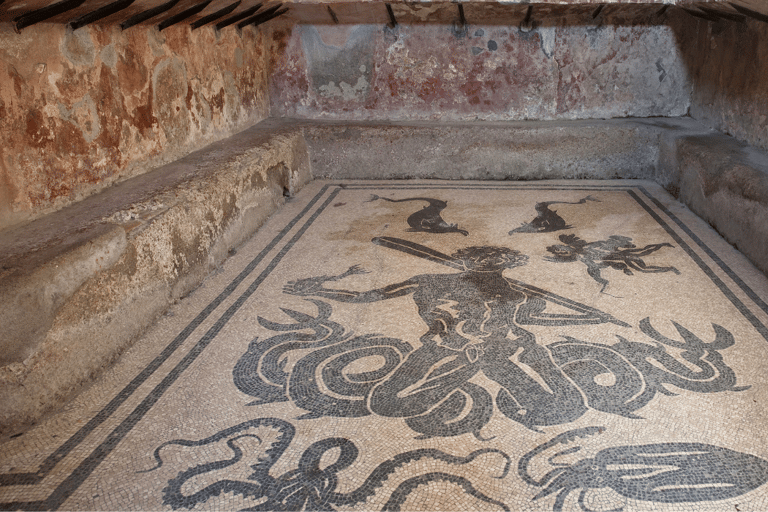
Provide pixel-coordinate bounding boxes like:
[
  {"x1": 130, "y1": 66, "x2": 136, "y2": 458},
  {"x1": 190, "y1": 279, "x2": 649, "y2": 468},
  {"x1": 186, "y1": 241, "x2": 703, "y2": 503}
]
[{"x1": 284, "y1": 237, "x2": 627, "y2": 432}]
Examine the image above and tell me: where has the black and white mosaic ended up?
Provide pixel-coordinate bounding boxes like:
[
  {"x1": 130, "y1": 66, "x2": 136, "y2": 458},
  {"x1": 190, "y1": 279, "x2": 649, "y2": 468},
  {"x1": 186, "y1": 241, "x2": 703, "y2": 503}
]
[
  {"x1": 367, "y1": 194, "x2": 469, "y2": 236},
  {"x1": 146, "y1": 416, "x2": 511, "y2": 511},
  {"x1": 509, "y1": 195, "x2": 598, "y2": 234},
  {"x1": 519, "y1": 427, "x2": 768, "y2": 511},
  {"x1": 545, "y1": 234, "x2": 680, "y2": 293},
  {"x1": 2, "y1": 180, "x2": 768, "y2": 512},
  {"x1": 235, "y1": 273, "x2": 745, "y2": 436}
]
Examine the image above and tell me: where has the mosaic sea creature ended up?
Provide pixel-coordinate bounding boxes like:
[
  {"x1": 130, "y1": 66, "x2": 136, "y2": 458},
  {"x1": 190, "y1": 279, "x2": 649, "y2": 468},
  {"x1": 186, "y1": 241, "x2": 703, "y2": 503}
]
[
  {"x1": 545, "y1": 234, "x2": 680, "y2": 292},
  {"x1": 548, "y1": 317, "x2": 748, "y2": 418},
  {"x1": 233, "y1": 238, "x2": 745, "y2": 437},
  {"x1": 519, "y1": 428, "x2": 768, "y2": 511},
  {"x1": 510, "y1": 195, "x2": 598, "y2": 234},
  {"x1": 235, "y1": 296, "x2": 745, "y2": 437},
  {"x1": 367, "y1": 194, "x2": 469, "y2": 235},
  {"x1": 277, "y1": 240, "x2": 626, "y2": 435},
  {"x1": 233, "y1": 296, "x2": 414, "y2": 417},
  {"x1": 144, "y1": 417, "x2": 511, "y2": 511}
]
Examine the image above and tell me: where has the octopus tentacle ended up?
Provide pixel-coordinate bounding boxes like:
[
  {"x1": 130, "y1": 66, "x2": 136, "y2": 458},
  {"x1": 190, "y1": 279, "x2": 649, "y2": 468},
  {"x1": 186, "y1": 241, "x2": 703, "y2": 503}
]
[
  {"x1": 332, "y1": 447, "x2": 511, "y2": 506},
  {"x1": 518, "y1": 427, "x2": 603, "y2": 486},
  {"x1": 381, "y1": 472, "x2": 510, "y2": 511}
]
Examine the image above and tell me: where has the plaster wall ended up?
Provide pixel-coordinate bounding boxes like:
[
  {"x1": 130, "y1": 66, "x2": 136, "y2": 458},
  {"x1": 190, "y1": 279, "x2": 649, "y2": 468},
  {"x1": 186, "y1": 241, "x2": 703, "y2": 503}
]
[
  {"x1": 269, "y1": 17, "x2": 691, "y2": 122},
  {"x1": 0, "y1": 23, "x2": 272, "y2": 232},
  {"x1": 672, "y1": 15, "x2": 768, "y2": 153}
]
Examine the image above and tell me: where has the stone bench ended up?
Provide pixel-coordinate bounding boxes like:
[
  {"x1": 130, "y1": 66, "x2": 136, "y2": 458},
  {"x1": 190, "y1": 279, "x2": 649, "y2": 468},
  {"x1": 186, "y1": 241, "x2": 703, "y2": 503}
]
[
  {"x1": 664, "y1": 131, "x2": 768, "y2": 279},
  {"x1": 0, "y1": 120, "x2": 311, "y2": 433},
  {"x1": 3, "y1": 115, "x2": 767, "y2": 435}
]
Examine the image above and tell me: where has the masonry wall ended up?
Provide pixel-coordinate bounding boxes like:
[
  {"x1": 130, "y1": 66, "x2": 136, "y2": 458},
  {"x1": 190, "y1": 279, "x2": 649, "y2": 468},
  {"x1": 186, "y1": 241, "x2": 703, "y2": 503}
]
[
  {"x1": 0, "y1": 23, "x2": 271, "y2": 231},
  {"x1": 269, "y1": 12, "x2": 692, "y2": 121},
  {"x1": 5, "y1": 8, "x2": 768, "y2": 236},
  {"x1": 671, "y1": 14, "x2": 768, "y2": 153}
]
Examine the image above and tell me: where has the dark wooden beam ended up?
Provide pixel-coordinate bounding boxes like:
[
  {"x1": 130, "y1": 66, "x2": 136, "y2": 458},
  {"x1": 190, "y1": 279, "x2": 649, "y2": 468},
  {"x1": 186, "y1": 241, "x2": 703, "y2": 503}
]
[
  {"x1": 15, "y1": 0, "x2": 87, "y2": 31},
  {"x1": 215, "y1": 3, "x2": 261, "y2": 30},
  {"x1": 326, "y1": 5, "x2": 338, "y2": 24},
  {"x1": 157, "y1": 0, "x2": 212, "y2": 30},
  {"x1": 729, "y1": 2, "x2": 768, "y2": 23},
  {"x1": 250, "y1": 5, "x2": 285, "y2": 27},
  {"x1": 698, "y1": 6, "x2": 746, "y2": 23},
  {"x1": 385, "y1": 3, "x2": 396, "y2": 29},
  {"x1": 520, "y1": 5, "x2": 534, "y2": 31},
  {"x1": 190, "y1": 0, "x2": 240, "y2": 29},
  {"x1": 120, "y1": 0, "x2": 181, "y2": 29},
  {"x1": 237, "y1": 2, "x2": 278, "y2": 28},
  {"x1": 682, "y1": 7, "x2": 720, "y2": 22},
  {"x1": 68, "y1": 0, "x2": 135, "y2": 30},
  {"x1": 458, "y1": 3, "x2": 467, "y2": 27}
]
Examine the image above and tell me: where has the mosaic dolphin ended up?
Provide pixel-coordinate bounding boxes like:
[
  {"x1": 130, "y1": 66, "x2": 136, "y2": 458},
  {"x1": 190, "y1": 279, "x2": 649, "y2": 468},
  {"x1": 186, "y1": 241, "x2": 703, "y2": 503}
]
[
  {"x1": 368, "y1": 194, "x2": 469, "y2": 235},
  {"x1": 510, "y1": 195, "x2": 598, "y2": 234}
]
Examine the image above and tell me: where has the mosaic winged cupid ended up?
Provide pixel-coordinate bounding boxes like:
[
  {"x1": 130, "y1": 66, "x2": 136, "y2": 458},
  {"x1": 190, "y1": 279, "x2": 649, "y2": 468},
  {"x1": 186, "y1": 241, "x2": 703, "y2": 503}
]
[{"x1": 284, "y1": 237, "x2": 630, "y2": 433}]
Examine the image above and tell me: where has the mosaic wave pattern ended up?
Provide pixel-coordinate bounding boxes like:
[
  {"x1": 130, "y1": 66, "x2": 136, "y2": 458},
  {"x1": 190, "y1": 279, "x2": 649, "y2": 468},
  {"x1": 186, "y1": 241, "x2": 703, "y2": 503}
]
[{"x1": 2, "y1": 180, "x2": 768, "y2": 511}]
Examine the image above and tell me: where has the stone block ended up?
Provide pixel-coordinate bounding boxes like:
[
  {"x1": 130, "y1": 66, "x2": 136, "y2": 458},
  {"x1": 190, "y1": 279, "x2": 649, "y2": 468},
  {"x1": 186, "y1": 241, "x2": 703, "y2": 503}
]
[
  {"x1": 674, "y1": 133, "x2": 768, "y2": 277},
  {"x1": 302, "y1": 118, "x2": 665, "y2": 180},
  {"x1": 0, "y1": 120, "x2": 311, "y2": 433}
]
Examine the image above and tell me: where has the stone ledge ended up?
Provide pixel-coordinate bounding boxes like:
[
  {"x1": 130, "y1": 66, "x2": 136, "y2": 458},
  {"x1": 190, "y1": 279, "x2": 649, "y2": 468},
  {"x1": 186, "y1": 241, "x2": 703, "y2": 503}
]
[
  {"x1": 299, "y1": 117, "x2": 707, "y2": 181},
  {"x1": 294, "y1": 116, "x2": 768, "y2": 277},
  {"x1": 0, "y1": 119, "x2": 311, "y2": 434},
  {"x1": 672, "y1": 132, "x2": 768, "y2": 277}
]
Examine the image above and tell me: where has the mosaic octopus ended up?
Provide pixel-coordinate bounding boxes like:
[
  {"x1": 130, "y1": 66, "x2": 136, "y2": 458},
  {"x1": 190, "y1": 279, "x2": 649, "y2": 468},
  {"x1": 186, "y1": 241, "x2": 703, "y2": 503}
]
[{"x1": 144, "y1": 417, "x2": 511, "y2": 511}]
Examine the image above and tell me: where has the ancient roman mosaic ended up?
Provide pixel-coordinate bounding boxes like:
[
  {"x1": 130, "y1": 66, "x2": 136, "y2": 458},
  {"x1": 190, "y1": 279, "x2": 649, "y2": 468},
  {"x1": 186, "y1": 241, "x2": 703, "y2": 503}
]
[{"x1": 3, "y1": 180, "x2": 768, "y2": 512}]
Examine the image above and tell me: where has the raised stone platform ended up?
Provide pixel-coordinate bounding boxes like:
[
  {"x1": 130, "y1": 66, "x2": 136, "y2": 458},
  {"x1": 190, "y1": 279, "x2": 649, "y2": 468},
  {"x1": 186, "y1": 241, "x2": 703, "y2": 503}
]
[
  {"x1": 2, "y1": 116, "x2": 768, "y2": 439},
  {"x1": 671, "y1": 132, "x2": 768, "y2": 282},
  {"x1": 0, "y1": 121, "x2": 311, "y2": 433},
  {"x1": 2, "y1": 179, "x2": 767, "y2": 511}
]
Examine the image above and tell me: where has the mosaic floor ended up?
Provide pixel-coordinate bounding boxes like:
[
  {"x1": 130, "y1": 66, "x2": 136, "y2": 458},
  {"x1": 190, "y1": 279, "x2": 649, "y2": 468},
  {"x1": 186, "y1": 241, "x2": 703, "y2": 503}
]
[{"x1": 3, "y1": 180, "x2": 768, "y2": 512}]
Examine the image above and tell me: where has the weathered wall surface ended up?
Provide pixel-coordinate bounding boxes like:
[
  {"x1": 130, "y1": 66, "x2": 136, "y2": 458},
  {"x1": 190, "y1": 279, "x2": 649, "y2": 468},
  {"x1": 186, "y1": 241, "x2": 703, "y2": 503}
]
[
  {"x1": 269, "y1": 18, "x2": 691, "y2": 121},
  {"x1": 0, "y1": 22, "x2": 270, "y2": 232},
  {"x1": 671, "y1": 14, "x2": 768, "y2": 153}
]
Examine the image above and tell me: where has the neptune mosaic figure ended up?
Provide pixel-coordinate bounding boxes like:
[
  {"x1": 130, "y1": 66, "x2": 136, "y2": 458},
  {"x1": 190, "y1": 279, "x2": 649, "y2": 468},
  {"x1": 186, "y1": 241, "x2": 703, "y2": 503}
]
[
  {"x1": 234, "y1": 237, "x2": 744, "y2": 438},
  {"x1": 281, "y1": 237, "x2": 627, "y2": 434}
]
